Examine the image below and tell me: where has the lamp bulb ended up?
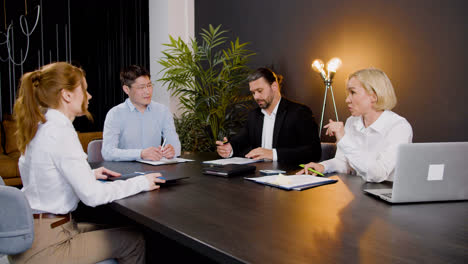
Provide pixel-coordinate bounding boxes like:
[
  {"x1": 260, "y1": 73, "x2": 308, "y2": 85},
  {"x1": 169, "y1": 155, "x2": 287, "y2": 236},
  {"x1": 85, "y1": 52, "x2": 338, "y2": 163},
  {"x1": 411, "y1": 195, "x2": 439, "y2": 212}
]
[
  {"x1": 327, "y1": 57, "x2": 342, "y2": 72},
  {"x1": 311, "y1": 59, "x2": 325, "y2": 73}
]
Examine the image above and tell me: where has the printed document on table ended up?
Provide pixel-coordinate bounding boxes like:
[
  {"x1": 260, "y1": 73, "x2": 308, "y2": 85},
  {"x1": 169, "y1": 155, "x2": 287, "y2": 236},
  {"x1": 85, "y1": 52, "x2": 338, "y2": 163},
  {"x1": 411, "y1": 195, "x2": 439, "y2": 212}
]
[
  {"x1": 245, "y1": 174, "x2": 337, "y2": 191},
  {"x1": 137, "y1": 157, "x2": 194, "y2": 166},
  {"x1": 203, "y1": 157, "x2": 262, "y2": 165}
]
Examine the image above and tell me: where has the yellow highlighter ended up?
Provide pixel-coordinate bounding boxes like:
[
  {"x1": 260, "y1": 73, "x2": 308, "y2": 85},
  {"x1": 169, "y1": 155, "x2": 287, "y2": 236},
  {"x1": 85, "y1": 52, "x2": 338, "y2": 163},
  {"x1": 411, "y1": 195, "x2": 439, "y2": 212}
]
[{"x1": 299, "y1": 164, "x2": 325, "y2": 176}]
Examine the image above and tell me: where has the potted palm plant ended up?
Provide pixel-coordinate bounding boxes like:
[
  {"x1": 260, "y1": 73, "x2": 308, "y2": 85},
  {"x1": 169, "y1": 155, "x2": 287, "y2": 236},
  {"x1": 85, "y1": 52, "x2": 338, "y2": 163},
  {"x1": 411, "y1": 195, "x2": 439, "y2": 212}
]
[{"x1": 158, "y1": 24, "x2": 256, "y2": 152}]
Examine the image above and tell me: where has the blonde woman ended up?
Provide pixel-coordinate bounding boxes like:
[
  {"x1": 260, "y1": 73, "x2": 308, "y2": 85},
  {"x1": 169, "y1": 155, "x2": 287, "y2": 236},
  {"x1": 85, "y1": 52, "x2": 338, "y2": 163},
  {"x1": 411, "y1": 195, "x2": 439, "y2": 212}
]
[
  {"x1": 11, "y1": 62, "x2": 165, "y2": 264},
  {"x1": 298, "y1": 68, "x2": 413, "y2": 182}
]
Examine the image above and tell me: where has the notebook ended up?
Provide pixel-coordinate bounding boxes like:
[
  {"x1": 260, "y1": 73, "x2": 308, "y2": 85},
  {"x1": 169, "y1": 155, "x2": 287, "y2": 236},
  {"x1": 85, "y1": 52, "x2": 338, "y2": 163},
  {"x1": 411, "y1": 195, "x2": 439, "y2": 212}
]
[
  {"x1": 245, "y1": 174, "x2": 338, "y2": 191},
  {"x1": 364, "y1": 142, "x2": 468, "y2": 203},
  {"x1": 202, "y1": 164, "x2": 256, "y2": 177}
]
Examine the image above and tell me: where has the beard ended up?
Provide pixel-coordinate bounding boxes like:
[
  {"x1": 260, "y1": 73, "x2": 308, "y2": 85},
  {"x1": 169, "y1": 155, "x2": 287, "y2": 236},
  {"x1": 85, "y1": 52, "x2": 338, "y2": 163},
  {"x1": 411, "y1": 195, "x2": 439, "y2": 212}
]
[
  {"x1": 257, "y1": 94, "x2": 274, "y2": 109},
  {"x1": 257, "y1": 100, "x2": 270, "y2": 109}
]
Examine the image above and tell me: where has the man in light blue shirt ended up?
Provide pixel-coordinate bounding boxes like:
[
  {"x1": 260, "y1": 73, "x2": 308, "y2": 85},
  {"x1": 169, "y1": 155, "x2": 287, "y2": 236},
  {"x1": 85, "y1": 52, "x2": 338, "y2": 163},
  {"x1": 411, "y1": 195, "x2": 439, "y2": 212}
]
[{"x1": 102, "y1": 65, "x2": 181, "y2": 161}]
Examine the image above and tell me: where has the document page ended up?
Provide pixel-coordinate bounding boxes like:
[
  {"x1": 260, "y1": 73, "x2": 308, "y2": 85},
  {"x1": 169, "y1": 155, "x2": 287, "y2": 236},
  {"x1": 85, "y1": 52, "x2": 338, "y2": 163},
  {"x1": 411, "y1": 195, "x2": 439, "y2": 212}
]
[
  {"x1": 245, "y1": 174, "x2": 337, "y2": 190},
  {"x1": 203, "y1": 157, "x2": 262, "y2": 165},
  {"x1": 137, "y1": 157, "x2": 194, "y2": 166}
]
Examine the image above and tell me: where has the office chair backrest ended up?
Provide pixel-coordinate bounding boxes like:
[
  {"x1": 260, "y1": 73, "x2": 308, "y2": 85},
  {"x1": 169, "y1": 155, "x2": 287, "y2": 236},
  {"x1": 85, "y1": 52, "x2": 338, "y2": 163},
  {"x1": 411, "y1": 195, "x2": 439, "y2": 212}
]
[
  {"x1": 0, "y1": 183, "x2": 34, "y2": 255},
  {"x1": 96, "y1": 259, "x2": 119, "y2": 264},
  {"x1": 320, "y1": 142, "x2": 337, "y2": 162},
  {"x1": 87, "y1": 139, "x2": 104, "y2": 163},
  {"x1": 0, "y1": 177, "x2": 117, "y2": 264}
]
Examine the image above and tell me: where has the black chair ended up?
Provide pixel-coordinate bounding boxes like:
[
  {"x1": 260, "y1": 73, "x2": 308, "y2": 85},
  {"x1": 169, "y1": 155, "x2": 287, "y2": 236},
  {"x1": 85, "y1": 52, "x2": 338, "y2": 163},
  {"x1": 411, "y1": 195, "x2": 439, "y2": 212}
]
[{"x1": 320, "y1": 142, "x2": 337, "y2": 162}]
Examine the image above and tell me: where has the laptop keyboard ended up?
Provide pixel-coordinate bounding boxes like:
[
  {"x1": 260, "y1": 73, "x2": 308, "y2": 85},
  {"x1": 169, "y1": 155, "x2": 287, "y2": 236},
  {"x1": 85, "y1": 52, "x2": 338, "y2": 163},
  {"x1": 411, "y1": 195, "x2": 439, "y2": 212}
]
[{"x1": 382, "y1": 193, "x2": 392, "y2": 198}]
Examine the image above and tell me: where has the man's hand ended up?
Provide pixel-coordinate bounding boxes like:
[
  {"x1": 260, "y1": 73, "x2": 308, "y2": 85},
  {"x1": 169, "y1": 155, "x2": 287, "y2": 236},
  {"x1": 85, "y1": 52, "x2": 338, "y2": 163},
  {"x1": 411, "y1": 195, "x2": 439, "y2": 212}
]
[
  {"x1": 216, "y1": 137, "x2": 232, "y2": 158},
  {"x1": 324, "y1": 119, "x2": 345, "y2": 142},
  {"x1": 141, "y1": 147, "x2": 163, "y2": 161},
  {"x1": 296, "y1": 162, "x2": 325, "y2": 175},
  {"x1": 94, "y1": 167, "x2": 121, "y2": 180},
  {"x1": 144, "y1": 173, "x2": 166, "y2": 191},
  {"x1": 161, "y1": 144, "x2": 175, "y2": 159},
  {"x1": 245, "y1": 147, "x2": 273, "y2": 160}
]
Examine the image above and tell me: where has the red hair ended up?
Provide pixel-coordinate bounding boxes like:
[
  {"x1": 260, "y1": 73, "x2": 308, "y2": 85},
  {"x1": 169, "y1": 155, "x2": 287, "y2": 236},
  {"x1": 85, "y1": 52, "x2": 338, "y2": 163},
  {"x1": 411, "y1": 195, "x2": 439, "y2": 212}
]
[{"x1": 13, "y1": 62, "x2": 91, "y2": 153}]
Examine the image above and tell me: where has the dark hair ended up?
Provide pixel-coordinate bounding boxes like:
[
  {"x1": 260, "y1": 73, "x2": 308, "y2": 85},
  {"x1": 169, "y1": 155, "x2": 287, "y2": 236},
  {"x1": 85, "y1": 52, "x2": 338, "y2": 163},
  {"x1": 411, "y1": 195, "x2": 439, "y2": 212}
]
[
  {"x1": 120, "y1": 65, "x2": 150, "y2": 87},
  {"x1": 247, "y1": 67, "x2": 283, "y2": 87}
]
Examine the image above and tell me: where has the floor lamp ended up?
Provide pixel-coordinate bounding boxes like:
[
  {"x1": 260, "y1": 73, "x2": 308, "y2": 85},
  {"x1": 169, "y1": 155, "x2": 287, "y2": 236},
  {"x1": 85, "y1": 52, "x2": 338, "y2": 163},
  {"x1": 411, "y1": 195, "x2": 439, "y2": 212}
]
[{"x1": 311, "y1": 57, "x2": 342, "y2": 138}]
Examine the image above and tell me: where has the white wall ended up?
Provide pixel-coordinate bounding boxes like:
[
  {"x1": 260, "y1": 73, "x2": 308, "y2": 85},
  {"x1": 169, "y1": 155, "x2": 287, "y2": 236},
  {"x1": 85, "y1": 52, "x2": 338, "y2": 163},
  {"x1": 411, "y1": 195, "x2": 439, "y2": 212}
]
[{"x1": 149, "y1": 0, "x2": 194, "y2": 117}]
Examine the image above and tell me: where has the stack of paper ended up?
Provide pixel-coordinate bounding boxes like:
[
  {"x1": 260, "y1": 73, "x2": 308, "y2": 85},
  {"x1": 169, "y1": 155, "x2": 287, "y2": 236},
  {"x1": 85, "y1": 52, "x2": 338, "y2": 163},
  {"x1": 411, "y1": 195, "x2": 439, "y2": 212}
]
[
  {"x1": 245, "y1": 174, "x2": 337, "y2": 191},
  {"x1": 137, "y1": 157, "x2": 194, "y2": 166}
]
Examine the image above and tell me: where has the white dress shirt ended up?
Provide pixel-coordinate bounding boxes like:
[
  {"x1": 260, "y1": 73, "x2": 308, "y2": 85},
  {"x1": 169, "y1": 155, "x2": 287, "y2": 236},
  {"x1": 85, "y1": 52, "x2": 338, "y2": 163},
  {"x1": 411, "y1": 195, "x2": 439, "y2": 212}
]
[
  {"x1": 321, "y1": 110, "x2": 413, "y2": 182},
  {"x1": 261, "y1": 98, "x2": 281, "y2": 161},
  {"x1": 227, "y1": 98, "x2": 281, "y2": 160},
  {"x1": 19, "y1": 109, "x2": 150, "y2": 214}
]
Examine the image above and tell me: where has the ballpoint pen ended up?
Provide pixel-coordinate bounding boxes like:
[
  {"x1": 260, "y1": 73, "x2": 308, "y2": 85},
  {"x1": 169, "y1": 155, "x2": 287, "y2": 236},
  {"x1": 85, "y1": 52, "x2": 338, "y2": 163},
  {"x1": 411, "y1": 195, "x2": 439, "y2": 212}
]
[
  {"x1": 161, "y1": 137, "x2": 167, "y2": 151},
  {"x1": 299, "y1": 164, "x2": 325, "y2": 176}
]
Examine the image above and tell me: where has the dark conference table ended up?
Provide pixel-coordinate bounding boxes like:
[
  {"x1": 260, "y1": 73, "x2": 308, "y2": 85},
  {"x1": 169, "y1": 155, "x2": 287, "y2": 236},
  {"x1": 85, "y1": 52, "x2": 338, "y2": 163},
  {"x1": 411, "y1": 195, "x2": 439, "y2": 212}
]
[{"x1": 90, "y1": 153, "x2": 468, "y2": 264}]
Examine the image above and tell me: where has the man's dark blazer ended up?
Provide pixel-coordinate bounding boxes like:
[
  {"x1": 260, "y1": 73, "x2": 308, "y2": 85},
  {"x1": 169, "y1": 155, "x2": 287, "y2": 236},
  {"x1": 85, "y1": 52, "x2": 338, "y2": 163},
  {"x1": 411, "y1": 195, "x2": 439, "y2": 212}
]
[{"x1": 230, "y1": 98, "x2": 321, "y2": 164}]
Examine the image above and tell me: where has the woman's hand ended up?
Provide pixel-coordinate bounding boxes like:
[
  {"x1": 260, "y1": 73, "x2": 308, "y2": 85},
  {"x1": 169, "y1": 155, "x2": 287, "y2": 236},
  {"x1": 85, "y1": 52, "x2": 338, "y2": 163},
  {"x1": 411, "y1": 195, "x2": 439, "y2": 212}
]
[
  {"x1": 296, "y1": 162, "x2": 325, "y2": 175},
  {"x1": 324, "y1": 119, "x2": 345, "y2": 142},
  {"x1": 145, "y1": 173, "x2": 166, "y2": 191},
  {"x1": 94, "y1": 167, "x2": 121, "y2": 180}
]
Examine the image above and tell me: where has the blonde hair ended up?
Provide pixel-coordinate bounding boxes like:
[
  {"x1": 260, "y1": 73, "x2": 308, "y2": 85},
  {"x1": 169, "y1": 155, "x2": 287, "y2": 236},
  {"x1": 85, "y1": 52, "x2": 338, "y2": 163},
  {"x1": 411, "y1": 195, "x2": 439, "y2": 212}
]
[
  {"x1": 348, "y1": 68, "x2": 397, "y2": 111},
  {"x1": 13, "y1": 62, "x2": 91, "y2": 153}
]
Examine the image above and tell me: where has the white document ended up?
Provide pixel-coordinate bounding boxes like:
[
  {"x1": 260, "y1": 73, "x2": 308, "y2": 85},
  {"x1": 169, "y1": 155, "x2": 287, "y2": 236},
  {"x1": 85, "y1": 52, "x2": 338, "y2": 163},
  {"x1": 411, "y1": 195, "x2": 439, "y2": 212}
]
[
  {"x1": 203, "y1": 157, "x2": 262, "y2": 165},
  {"x1": 137, "y1": 157, "x2": 194, "y2": 166},
  {"x1": 245, "y1": 174, "x2": 337, "y2": 191}
]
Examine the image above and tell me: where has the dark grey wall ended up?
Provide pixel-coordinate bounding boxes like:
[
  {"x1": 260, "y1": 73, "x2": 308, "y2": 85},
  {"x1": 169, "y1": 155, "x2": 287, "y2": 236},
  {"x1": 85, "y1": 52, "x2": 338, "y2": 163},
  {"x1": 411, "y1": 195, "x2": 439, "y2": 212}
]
[{"x1": 195, "y1": 0, "x2": 468, "y2": 142}]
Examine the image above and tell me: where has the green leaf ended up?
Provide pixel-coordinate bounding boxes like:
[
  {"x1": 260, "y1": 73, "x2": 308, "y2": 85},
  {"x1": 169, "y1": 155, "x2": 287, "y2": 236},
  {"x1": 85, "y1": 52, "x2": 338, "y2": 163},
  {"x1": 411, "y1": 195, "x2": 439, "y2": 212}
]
[{"x1": 157, "y1": 25, "x2": 256, "y2": 150}]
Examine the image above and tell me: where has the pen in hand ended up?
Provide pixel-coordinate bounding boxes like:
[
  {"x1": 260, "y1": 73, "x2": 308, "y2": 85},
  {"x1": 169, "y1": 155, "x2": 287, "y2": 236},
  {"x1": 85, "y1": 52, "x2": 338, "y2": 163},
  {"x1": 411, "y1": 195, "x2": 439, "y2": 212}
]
[
  {"x1": 299, "y1": 164, "x2": 325, "y2": 176},
  {"x1": 161, "y1": 137, "x2": 167, "y2": 151}
]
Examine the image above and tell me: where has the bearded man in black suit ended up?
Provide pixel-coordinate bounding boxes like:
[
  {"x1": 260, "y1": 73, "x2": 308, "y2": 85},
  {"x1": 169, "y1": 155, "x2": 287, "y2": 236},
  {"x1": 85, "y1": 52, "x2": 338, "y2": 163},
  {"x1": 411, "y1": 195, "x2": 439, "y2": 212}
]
[{"x1": 216, "y1": 68, "x2": 321, "y2": 164}]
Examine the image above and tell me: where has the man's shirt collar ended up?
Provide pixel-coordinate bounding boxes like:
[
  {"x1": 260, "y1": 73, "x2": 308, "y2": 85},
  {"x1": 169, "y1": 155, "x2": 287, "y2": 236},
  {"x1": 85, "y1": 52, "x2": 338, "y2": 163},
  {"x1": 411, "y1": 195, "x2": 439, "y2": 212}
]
[{"x1": 125, "y1": 98, "x2": 152, "y2": 112}]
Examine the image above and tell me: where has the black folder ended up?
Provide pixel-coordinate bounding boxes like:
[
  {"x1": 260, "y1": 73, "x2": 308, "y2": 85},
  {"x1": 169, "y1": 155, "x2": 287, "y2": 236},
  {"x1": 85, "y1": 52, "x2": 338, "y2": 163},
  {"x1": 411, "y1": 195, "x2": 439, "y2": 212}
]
[
  {"x1": 202, "y1": 164, "x2": 256, "y2": 177},
  {"x1": 107, "y1": 170, "x2": 189, "y2": 183}
]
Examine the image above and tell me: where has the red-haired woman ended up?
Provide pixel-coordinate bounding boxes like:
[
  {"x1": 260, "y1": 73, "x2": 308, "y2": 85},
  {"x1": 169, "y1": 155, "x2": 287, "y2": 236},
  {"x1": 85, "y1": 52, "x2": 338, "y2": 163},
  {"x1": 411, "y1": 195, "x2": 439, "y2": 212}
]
[{"x1": 11, "y1": 62, "x2": 164, "y2": 264}]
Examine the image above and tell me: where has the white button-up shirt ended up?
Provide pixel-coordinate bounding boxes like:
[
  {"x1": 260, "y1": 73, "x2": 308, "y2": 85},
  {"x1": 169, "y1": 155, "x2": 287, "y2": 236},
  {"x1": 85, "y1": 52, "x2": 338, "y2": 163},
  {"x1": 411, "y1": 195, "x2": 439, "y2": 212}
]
[
  {"x1": 102, "y1": 98, "x2": 181, "y2": 161},
  {"x1": 19, "y1": 109, "x2": 150, "y2": 214},
  {"x1": 321, "y1": 110, "x2": 413, "y2": 182},
  {"x1": 261, "y1": 98, "x2": 281, "y2": 161}
]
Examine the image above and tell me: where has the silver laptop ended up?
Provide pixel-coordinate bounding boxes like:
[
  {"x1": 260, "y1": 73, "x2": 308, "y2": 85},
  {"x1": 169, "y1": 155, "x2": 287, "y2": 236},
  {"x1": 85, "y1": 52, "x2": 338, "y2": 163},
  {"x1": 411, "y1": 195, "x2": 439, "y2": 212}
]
[{"x1": 364, "y1": 142, "x2": 468, "y2": 203}]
